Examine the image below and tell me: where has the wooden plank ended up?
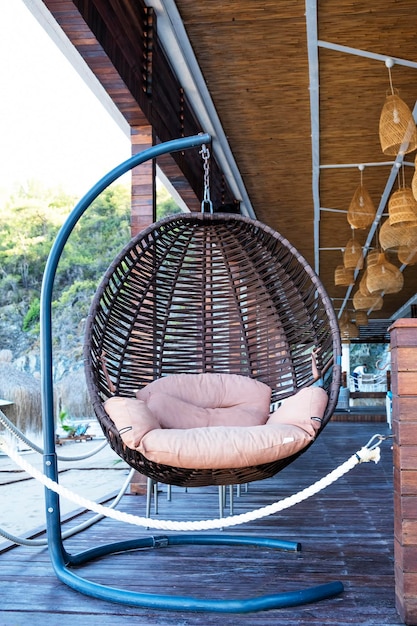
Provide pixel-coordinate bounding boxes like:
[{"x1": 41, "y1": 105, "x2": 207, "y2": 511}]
[
  {"x1": 392, "y1": 371, "x2": 417, "y2": 397},
  {"x1": 393, "y1": 444, "x2": 417, "y2": 470},
  {"x1": 392, "y1": 396, "x2": 417, "y2": 422},
  {"x1": 393, "y1": 422, "x2": 417, "y2": 446}
]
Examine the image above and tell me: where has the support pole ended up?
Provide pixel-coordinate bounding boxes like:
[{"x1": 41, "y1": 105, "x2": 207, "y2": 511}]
[{"x1": 390, "y1": 319, "x2": 417, "y2": 625}]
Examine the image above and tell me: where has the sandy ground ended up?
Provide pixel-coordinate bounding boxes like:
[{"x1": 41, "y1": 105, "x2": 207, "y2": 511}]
[{"x1": 0, "y1": 437, "x2": 140, "y2": 539}]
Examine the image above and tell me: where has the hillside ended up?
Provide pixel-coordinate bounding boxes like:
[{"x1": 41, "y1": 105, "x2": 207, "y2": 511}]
[{"x1": 0, "y1": 181, "x2": 180, "y2": 380}]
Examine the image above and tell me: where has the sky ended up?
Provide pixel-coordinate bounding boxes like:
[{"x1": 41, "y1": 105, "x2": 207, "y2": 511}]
[{"x1": 0, "y1": 1, "x2": 131, "y2": 198}]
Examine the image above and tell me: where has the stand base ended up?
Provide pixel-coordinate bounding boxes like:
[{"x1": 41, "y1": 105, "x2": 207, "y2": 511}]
[{"x1": 51, "y1": 534, "x2": 344, "y2": 613}]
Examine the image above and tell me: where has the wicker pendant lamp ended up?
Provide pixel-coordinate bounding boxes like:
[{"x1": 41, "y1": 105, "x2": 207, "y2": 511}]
[
  {"x1": 398, "y1": 243, "x2": 417, "y2": 265},
  {"x1": 366, "y1": 249, "x2": 380, "y2": 267},
  {"x1": 340, "y1": 321, "x2": 359, "y2": 341},
  {"x1": 379, "y1": 217, "x2": 408, "y2": 252},
  {"x1": 343, "y1": 231, "x2": 364, "y2": 270},
  {"x1": 379, "y1": 60, "x2": 417, "y2": 155},
  {"x1": 353, "y1": 290, "x2": 384, "y2": 312},
  {"x1": 359, "y1": 268, "x2": 383, "y2": 297},
  {"x1": 366, "y1": 252, "x2": 404, "y2": 294},
  {"x1": 397, "y1": 223, "x2": 417, "y2": 264},
  {"x1": 359, "y1": 270, "x2": 372, "y2": 296},
  {"x1": 334, "y1": 264, "x2": 354, "y2": 286},
  {"x1": 388, "y1": 186, "x2": 417, "y2": 227},
  {"x1": 339, "y1": 309, "x2": 350, "y2": 326},
  {"x1": 347, "y1": 166, "x2": 376, "y2": 230},
  {"x1": 355, "y1": 310, "x2": 369, "y2": 326}
]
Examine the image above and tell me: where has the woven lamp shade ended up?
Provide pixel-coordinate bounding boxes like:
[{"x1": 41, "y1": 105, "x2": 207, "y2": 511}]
[
  {"x1": 339, "y1": 309, "x2": 350, "y2": 326},
  {"x1": 379, "y1": 218, "x2": 408, "y2": 252},
  {"x1": 343, "y1": 237, "x2": 364, "y2": 270},
  {"x1": 379, "y1": 92, "x2": 417, "y2": 155},
  {"x1": 334, "y1": 265, "x2": 354, "y2": 286},
  {"x1": 355, "y1": 310, "x2": 368, "y2": 326},
  {"x1": 402, "y1": 222, "x2": 417, "y2": 248},
  {"x1": 359, "y1": 270, "x2": 372, "y2": 296},
  {"x1": 366, "y1": 249, "x2": 380, "y2": 267},
  {"x1": 340, "y1": 321, "x2": 359, "y2": 340},
  {"x1": 388, "y1": 187, "x2": 417, "y2": 227},
  {"x1": 353, "y1": 290, "x2": 384, "y2": 312},
  {"x1": 398, "y1": 223, "x2": 417, "y2": 263},
  {"x1": 366, "y1": 252, "x2": 404, "y2": 294},
  {"x1": 398, "y1": 243, "x2": 417, "y2": 265},
  {"x1": 347, "y1": 184, "x2": 376, "y2": 229}
]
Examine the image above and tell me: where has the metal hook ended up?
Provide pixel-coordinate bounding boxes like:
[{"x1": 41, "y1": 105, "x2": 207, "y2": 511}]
[{"x1": 365, "y1": 433, "x2": 394, "y2": 451}]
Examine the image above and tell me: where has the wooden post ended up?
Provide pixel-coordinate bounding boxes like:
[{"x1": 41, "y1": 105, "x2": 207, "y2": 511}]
[
  {"x1": 390, "y1": 319, "x2": 417, "y2": 625},
  {"x1": 131, "y1": 125, "x2": 155, "y2": 237}
]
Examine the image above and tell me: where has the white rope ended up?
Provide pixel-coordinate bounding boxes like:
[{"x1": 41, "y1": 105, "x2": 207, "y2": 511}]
[
  {"x1": 0, "y1": 408, "x2": 109, "y2": 462},
  {"x1": 0, "y1": 436, "x2": 381, "y2": 532}
]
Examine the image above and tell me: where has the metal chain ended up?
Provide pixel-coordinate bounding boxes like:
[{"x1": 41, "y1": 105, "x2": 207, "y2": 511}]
[{"x1": 200, "y1": 144, "x2": 213, "y2": 213}]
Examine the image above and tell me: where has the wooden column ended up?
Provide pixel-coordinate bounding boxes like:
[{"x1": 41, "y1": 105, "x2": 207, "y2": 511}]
[
  {"x1": 131, "y1": 125, "x2": 155, "y2": 237},
  {"x1": 390, "y1": 319, "x2": 417, "y2": 625}
]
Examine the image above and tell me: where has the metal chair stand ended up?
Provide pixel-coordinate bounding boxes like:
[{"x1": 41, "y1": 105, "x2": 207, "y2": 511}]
[{"x1": 40, "y1": 135, "x2": 344, "y2": 613}]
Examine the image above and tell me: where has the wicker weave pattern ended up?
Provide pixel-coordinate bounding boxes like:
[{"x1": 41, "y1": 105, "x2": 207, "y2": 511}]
[
  {"x1": 366, "y1": 252, "x2": 404, "y2": 294},
  {"x1": 84, "y1": 214, "x2": 341, "y2": 487},
  {"x1": 343, "y1": 237, "x2": 363, "y2": 270},
  {"x1": 379, "y1": 93, "x2": 417, "y2": 156},
  {"x1": 347, "y1": 184, "x2": 376, "y2": 230},
  {"x1": 379, "y1": 218, "x2": 408, "y2": 252},
  {"x1": 388, "y1": 187, "x2": 417, "y2": 226},
  {"x1": 353, "y1": 290, "x2": 383, "y2": 312},
  {"x1": 334, "y1": 265, "x2": 354, "y2": 286}
]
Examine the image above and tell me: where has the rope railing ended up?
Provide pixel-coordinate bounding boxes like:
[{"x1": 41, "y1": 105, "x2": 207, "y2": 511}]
[
  {"x1": 0, "y1": 408, "x2": 108, "y2": 462},
  {"x1": 0, "y1": 408, "x2": 132, "y2": 546},
  {"x1": 0, "y1": 434, "x2": 388, "y2": 534}
]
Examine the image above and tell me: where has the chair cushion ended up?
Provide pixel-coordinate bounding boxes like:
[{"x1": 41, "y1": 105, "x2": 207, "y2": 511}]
[
  {"x1": 104, "y1": 379, "x2": 326, "y2": 470},
  {"x1": 138, "y1": 422, "x2": 312, "y2": 469},
  {"x1": 104, "y1": 396, "x2": 160, "y2": 449},
  {"x1": 268, "y1": 386, "x2": 328, "y2": 437},
  {"x1": 136, "y1": 372, "x2": 271, "y2": 428}
]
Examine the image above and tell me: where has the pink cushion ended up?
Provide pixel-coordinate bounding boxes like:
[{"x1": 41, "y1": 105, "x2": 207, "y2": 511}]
[
  {"x1": 146, "y1": 392, "x2": 268, "y2": 429},
  {"x1": 138, "y1": 423, "x2": 312, "y2": 469},
  {"x1": 267, "y1": 387, "x2": 328, "y2": 436},
  {"x1": 105, "y1": 384, "x2": 321, "y2": 470},
  {"x1": 136, "y1": 373, "x2": 271, "y2": 428},
  {"x1": 104, "y1": 396, "x2": 160, "y2": 448}
]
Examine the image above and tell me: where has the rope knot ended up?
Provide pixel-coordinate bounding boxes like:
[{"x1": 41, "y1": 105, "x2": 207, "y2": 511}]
[{"x1": 355, "y1": 446, "x2": 381, "y2": 464}]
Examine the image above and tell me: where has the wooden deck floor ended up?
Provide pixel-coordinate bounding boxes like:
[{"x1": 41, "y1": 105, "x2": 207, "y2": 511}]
[{"x1": 0, "y1": 422, "x2": 404, "y2": 626}]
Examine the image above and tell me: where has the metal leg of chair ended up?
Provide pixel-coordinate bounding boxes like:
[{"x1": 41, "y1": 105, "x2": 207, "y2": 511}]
[
  {"x1": 146, "y1": 478, "x2": 159, "y2": 517},
  {"x1": 153, "y1": 480, "x2": 158, "y2": 515},
  {"x1": 218, "y1": 485, "x2": 225, "y2": 518},
  {"x1": 229, "y1": 485, "x2": 234, "y2": 515},
  {"x1": 146, "y1": 477, "x2": 152, "y2": 518}
]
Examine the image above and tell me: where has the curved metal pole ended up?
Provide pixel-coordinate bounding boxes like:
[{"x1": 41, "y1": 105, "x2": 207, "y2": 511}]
[{"x1": 40, "y1": 134, "x2": 211, "y2": 558}]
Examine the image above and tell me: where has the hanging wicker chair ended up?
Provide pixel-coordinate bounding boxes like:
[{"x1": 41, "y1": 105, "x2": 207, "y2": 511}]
[
  {"x1": 84, "y1": 212, "x2": 341, "y2": 488},
  {"x1": 39, "y1": 136, "x2": 345, "y2": 613}
]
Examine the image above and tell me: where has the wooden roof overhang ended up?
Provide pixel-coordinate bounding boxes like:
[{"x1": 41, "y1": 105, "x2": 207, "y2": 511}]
[
  {"x1": 38, "y1": 0, "x2": 417, "y2": 338},
  {"x1": 41, "y1": 0, "x2": 236, "y2": 212}
]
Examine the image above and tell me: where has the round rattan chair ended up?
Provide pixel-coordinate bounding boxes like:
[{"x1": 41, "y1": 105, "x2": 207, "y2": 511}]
[{"x1": 84, "y1": 212, "x2": 341, "y2": 487}]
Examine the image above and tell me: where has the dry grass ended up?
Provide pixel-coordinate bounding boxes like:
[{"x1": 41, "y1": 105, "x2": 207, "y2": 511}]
[
  {"x1": 0, "y1": 364, "x2": 93, "y2": 436},
  {"x1": 0, "y1": 363, "x2": 41, "y2": 433},
  {"x1": 55, "y1": 369, "x2": 93, "y2": 419}
]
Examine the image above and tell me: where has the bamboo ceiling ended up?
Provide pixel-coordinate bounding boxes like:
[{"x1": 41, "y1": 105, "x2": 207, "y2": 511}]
[{"x1": 40, "y1": 0, "x2": 417, "y2": 331}]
